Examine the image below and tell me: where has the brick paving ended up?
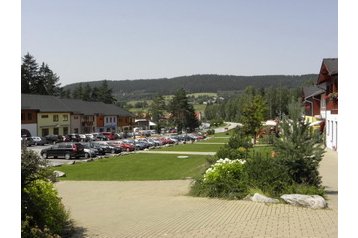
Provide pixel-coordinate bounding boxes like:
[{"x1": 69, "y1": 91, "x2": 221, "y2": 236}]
[{"x1": 55, "y1": 149, "x2": 338, "y2": 238}]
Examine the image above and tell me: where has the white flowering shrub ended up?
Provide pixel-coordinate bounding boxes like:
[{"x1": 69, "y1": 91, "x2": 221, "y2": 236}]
[
  {"x1": 190, "y1": 158, "x2": 249, "y2": 199},
  {"x1": 203, "y1": 158, "x2": 246, "y2": 183}
]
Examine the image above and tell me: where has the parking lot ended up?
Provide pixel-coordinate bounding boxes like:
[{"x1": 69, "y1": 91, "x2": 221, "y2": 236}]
[{"x1": 26, "y1": 144, "x2": 123, "y2": 166}]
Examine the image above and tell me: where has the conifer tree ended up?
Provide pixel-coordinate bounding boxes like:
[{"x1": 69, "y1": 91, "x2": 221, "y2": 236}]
[
  {"x1": 21, "y1": 53, "x2": 39, "y2": 94},
  {"x1": 169, "y1": 88, "x2": 199, "y2": 133},
  {"x1": 273, "y1": 100, "x2": 325, "y2": 186}
]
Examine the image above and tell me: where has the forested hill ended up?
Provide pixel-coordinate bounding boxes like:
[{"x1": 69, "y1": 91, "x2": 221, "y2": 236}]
[{"x1": 63, "y1": 74, "x2": 317, "y2": 99}]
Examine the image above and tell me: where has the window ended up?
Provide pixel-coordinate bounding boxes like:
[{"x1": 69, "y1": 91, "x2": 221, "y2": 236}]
[
  {"x1": 21, "y1": 113, "x2": 24, "y2": 121},
  {"x1": 53, "y1": 114, "x2": 59, "y2": 122},
  {"x1": 28, "y1": 113, "x2": 33, "y2": 120},
  {"x1": 63, "y1": 115, "x2": 68, "y2": 121},
  {"x1": 321, "y1": 95, "x2": 326, "y2": 109},
  {"x1": 63, "y1": 127, "x2": 68, "y2": 135},
  {"x1": 42, "y1": 128, "x2": 49, "y2": 137},
  {"x1": 74, "y1": 128, "x2": 79, "y2": 133},
  {"x1": 110, "y1": 117, "x2": 112, "y2": 123},
  {"x1": 74, "y1": 116, "x2": 79, "y2": 119},
  {"x1": 41, "y1": 115, "x2": 48, "y2": 118}
]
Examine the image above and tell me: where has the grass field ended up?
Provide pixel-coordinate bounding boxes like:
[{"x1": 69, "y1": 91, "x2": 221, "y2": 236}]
[{"x1": 53, "y1": 153, "x2": 210, "y2": 181}]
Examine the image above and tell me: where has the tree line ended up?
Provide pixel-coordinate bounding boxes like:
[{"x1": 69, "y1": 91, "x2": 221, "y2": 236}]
[
  {"x1": 63, "y1": 74, "x2": 317, "y2": 101},
  {"x1": 21, "y1": 53, "x2": 117, "y2": 104},
  {"x1": 204, "y1": 86, "x2": 302, "y2": 123}
]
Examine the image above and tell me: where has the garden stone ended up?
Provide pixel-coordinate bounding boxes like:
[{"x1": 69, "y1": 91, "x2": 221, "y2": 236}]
[
  {"x1": 53, "y1": 170, "x2": 65, "y2": 178},
  {"x1": 251, "y1": 193, "x2": 279, "y2": 203},
  {"x1": 280, "y1": 194, "x2": 327, "y2": 209}
]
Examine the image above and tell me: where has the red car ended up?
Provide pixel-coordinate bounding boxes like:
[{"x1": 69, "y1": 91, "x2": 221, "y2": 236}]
[
  {"x1": 108, "y1": 141, "x2": 135, "y2": 152},
  {"x1": 101, "y1": 132, "x2": 117, "y2": 140}
]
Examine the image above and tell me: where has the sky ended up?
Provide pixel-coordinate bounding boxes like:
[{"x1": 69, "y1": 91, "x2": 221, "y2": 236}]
[{"x1": 21, "y1": 0, "x2": 338, "y2": 86}]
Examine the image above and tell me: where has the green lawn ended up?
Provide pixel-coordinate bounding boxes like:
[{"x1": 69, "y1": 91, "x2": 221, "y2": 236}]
[
  {"x1": 156, "y1": 143, "x2": 224, "y2": 152},
  {"x1": 193, "y1": 104, "x2": 207, "y2": 113},
  {"x1": 212, "y1": 129, "x2": 235, "y2": 137},
  {"x1": 52, "y1": 153, "x2": 209, "y2": 181}
]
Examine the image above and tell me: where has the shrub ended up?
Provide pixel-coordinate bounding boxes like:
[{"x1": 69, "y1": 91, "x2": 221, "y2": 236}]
[
  {"x1": 245, "y1": 154, "x2": 293, "y2": 198},
  {"x1": 227, "y1": 130, "x2": 253, "y2": 150},
  {"x1": 21, "y1": 148, "x2": 73, "y2": 237},
  {"x1": 206, "y1": 129, "x2": 215, "y2": 135},
  {"x1": 282, "y1": 183, "x2": 326, "y2": 198},
  {"x1": 190, "y1": 158, "x2": 249, "y2": 199},
  {"x1": 216, "y1": 145, "x2": 249, "y2": 161},
  {"x1": 273, "y1": 101, "x2": 325, "y2": 186},
  {"x1": 215, "y1": 129, "x2": 253, "y2": 161}
]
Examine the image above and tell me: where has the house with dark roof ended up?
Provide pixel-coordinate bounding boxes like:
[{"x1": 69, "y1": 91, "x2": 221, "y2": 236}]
[
  {"x1": 22, "y1": 94, "x2": 72, "y2": 137},
  {"x1": 317, "y1": 58, "x2": 338, "y2": 151},
  {"x1": 21, "y1": 94, "x2": 135, "y2": 136},
  {"x1": 302, "y1": 86, "x2": 325, "y2": 117}
]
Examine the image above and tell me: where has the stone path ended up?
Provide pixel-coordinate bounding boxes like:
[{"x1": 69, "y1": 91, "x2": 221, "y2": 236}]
[{"x1": 55, "y1": 149, "x2": 338, "y2": 238}]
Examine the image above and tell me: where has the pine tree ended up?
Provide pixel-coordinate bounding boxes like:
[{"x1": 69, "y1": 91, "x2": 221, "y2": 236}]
[
  {"x1": 37, "y1": 63, "x2": 61, "y2": 95},
  {"x1": 21, "y1": 53, "x2": 61, "y2": 95},
  {"x1": 91, "y1": 86, "x2": 100, "y2": 102},
  {"x1": 21, "y1": 53, "x2": 39, "y2": 94},
  {"x1": 273, "y1": 100, "x2": 325, "y2": 186},
  {"x1": 82, "y1": 84, "x2": 92, "y2": 101},
  {"x1": 169, "y1": 88, "x2": 199, "y2": 133},
  {"x1": 72, "y1": 83, "x2": 83, "y2": 99},
  {"x1": 98, "y1": 80, "x2": 117, "y2": 104}
]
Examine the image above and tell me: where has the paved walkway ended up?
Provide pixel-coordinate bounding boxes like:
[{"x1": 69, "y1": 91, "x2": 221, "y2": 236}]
[{"x1": 55, "y1": 149, "x2": 338, "y2": 238}]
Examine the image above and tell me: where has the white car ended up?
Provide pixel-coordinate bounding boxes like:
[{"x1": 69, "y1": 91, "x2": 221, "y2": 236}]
[{"x1": 31, "y1": 136, "x2": 46, "y2": 146}]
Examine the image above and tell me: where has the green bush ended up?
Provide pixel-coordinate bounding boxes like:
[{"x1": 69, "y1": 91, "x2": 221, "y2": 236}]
[
  {"x1": 22, "y1": 180, "x2": 71, "y2": 237},
  {"x1": 245, "y1": 155, "x2": 293, "y2": 198},
  {"x1": 206, "y1": 129, "x2": 215, "y2": 135},
  {"x1": 190, "y1": 158, "x2": 249, "y2": 199},
  {"x1": 216, "y1": 145, "x2": 249, "y2": 161},
  {"x1": 282, "y1": 183, "x2": 326, "y2": 198},
  {"x1": 215, "y1": 130, "x2": 252, "y2": 161},
  {"x1": 273, "y1": 101, "x2": 325, "y2": 186},
  {"x1": 21, "y1": 149, "x2": 73, "y2": 237}
]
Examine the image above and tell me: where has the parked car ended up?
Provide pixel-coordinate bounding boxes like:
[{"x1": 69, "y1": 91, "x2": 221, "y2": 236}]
[
  {"x1": 21, "y1": 137, "x2": 35, "y2": 147},
  {"x1": 101, "y1": 132, "x2": 118, "y2": 140},
  {"x1": 80, "y1": 143, "x2": 99, "y2": 158},
  {"x1": 81, "y1": 142, "x2": 106, "y2": 155},
  {"x1": 31, "y1": 136, "x2": 47, "y2": 146},
  {"x1": 44, "y1": 134, "x2": 64, "y2": 144},
  {"x1": 40, "y1": 142, "x2": 85, "y2": 160},
  {"x1": 108, "y1": 141, "x2": 135, "y2": 152},
  {"x1": 93, "y1": 134, "x2": 109, "y2": 141},
  {"x1": 92, "y1": 141, "x2": 122, "y2": 154},
  {"x1": 64, "y1": 134, "x2": 81, "y2": 142}
]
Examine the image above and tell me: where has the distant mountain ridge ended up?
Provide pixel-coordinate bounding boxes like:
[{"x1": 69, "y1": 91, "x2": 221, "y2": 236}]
[{"x1": 63, "y1": 74, "x2": 317, "y2": 100}]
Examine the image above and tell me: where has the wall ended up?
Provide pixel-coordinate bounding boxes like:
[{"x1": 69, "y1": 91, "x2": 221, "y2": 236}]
[
  {"x1": 37, "y1": 112, "x2": 71, "y2": 136},
  {"x1": 21, "y1": 124, "x2": 37, "y2": 137},
  {"x1": 325, "y1": 111, "x2": 338, "y2": 152},
  {"x1": 104, "y1": 115, "x2": 117, "y2": 132},
  {"x1": 71, "y1": 114, "x2": 82, "y2": 133}
]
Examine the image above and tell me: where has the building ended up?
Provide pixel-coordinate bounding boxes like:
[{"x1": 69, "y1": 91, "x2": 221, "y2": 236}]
[
  {"x1": 21, "y1": 94, "x2": 134, "y2": 136},
  {"x1": 22, "y1": 94, "x2": 72, "y2": 137},
  {"x1": 317, "y1": 58, "x2": 338, "y2": 151}
]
